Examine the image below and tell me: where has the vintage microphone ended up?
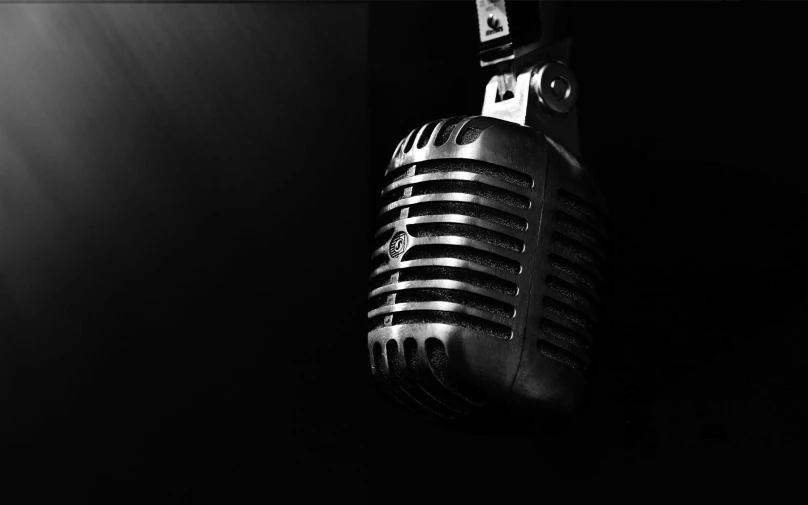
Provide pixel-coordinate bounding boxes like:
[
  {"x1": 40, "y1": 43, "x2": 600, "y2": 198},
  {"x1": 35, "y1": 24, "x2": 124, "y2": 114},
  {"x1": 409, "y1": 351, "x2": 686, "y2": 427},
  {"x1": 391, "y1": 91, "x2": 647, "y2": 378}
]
[{"x1": 366, "y1": 0, "x2": 608, "y2": 424}]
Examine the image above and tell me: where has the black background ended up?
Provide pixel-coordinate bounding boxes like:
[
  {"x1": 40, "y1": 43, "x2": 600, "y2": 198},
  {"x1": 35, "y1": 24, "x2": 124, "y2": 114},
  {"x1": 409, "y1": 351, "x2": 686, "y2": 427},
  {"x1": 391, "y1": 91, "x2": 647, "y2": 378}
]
[
  {"x1": 0, "y1": 1, "x2": 806, "y2": 502},
  {"x1": 0, "y1": 4, "x2": 368, "y2": 501}
]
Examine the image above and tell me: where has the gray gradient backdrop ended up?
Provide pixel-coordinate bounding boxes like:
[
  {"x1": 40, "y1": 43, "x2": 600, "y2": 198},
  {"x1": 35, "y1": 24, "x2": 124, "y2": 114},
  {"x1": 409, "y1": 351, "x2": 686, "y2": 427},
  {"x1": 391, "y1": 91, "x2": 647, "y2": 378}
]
[{"x1": 1, "y1": 4, "x2": 367, "y2": 501}]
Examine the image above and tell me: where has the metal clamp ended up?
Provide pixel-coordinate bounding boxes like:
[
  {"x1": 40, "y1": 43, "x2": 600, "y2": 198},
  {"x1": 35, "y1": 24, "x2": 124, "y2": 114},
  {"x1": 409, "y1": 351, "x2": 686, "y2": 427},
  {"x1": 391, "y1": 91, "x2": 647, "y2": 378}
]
[
  {"x1": 481, "y1": 36, "x2": 582, "y2": 160},
  {"x1": 477, "y1": 0, "x2": 582, "y2": 160}
]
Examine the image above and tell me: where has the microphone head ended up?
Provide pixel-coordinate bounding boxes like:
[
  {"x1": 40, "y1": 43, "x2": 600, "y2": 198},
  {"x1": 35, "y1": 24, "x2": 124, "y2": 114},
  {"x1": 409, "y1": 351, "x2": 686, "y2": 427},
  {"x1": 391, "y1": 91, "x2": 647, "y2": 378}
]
[{"x1": 367, "y1": 115, "x2": 608, "y2": 423}]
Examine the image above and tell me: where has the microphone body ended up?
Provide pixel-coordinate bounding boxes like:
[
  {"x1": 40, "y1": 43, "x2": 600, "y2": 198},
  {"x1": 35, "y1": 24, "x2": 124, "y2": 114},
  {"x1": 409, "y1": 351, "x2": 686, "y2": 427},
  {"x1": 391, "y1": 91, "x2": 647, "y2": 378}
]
[{"x1": 367, "y1": 115, "x2": 608, "y2": 421}]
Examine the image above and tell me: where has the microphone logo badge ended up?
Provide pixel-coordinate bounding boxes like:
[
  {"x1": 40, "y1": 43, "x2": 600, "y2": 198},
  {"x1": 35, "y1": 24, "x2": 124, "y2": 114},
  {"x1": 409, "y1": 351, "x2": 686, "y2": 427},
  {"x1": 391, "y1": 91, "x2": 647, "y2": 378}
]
[{"x1": 388, "y1": 232, "x2": 407, "y2": 259}]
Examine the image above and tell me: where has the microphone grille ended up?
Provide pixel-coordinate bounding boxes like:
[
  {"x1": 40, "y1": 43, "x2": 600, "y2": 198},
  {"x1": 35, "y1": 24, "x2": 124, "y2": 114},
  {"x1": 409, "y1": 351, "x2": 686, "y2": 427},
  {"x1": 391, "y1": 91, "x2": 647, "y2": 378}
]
[
  {"x1": 368, "y1": 116, "x2": 608, "y2": 421},
  {"x1": 368, "y1": 117, "x2": 532, "y2": 419},
  {"x1": 539, "y1": 189, "x2": 608, "y2": 361}
]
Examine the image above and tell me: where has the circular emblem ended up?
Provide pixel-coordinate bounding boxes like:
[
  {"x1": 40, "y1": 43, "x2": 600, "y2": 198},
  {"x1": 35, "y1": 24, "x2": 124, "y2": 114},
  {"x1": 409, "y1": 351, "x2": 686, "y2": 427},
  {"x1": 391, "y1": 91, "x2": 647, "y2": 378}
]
[{"x1": 388, "y1": 232, "x2": 407, "y2": 259}]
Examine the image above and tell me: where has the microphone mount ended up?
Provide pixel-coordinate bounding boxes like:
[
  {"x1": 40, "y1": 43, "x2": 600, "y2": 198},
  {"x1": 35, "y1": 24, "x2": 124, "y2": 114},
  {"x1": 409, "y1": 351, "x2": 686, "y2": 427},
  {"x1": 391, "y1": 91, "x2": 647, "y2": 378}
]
[{"x1": 477, "y1": 0, "x2": 582, "y2": 160}]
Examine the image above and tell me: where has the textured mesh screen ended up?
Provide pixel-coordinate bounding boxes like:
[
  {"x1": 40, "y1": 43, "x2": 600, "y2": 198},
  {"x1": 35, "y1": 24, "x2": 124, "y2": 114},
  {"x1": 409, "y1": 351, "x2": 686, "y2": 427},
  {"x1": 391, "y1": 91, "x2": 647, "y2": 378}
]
[
  {"x1": 403, "y1": 128, "x2": 419, "y2": 153},
  {"x1": 538, "y1": 188, "x2": 609, "y2": 374},
  {"x1": 407, "y1": 222, "x2": 524, "y2": 253},
  {"x1": 558, "y1": 189, "x2": 608, "y2": 226},
  {"x1": 543, "y1": 297, "x2": 593, "y2": 331},
  {"x1": 409, "y1": 180, "x2": 530, "y2": 209},
  {"x1": 551, "y1": 232, "x2": 603, "y2": 271},
  {"x1": 380, "y1": 186, "x2": 408, "y2": 207},
  {"x1": 434, "y1": 117, "x2": 464, "y2": 146},
  {"x1": 416, "y1": 120, "x2": 441, "y2": 149},
  {"x1": 403, "y1": 245, "x2": 520, "y2": 275},
  {"x1": 390, "y1": 288, "x2": 514, "y2": 318},
  {"x1": 385, "y1": 157, "x2": 533, "y2": 190},
  {"x1": 425, "y1": 338, "x2": 450, "y2": 376},
  {"x1": 407, "y1": 202, "x2": 527, "y2": 231},
  {"x1": 386, "y1": 339, "x2": 403, "y2": 381},
  {"x1": 549, "y1": 254, "x2": 600, "y2": 293},
  {"x1": 546, "y1": 275, "x2": 595, "y2": 310},
  {"x1": 369, "y1": 254, "x2": 388, "y2": 274},
  {"x1": 556, "y1": 211, "x2": 608, "y2": 253},
  {"x1": 456, "y1": 124, "x2": 486, "y2": 145},
  {"x1": 397, "y1": 266, "x2": 517, "y2": 296},
  {"x1": 539, "y1": 318, "x2": 590, "y2": 352},
  {"x1": 392, "y1": 310, "x2": 511, "y2": 339},
  {"x1": 536, "y1": 340, "x2": 587, "y2": 376},
  {"x1": 415, "y1": 158, "x2": 532, "y2": 188}
]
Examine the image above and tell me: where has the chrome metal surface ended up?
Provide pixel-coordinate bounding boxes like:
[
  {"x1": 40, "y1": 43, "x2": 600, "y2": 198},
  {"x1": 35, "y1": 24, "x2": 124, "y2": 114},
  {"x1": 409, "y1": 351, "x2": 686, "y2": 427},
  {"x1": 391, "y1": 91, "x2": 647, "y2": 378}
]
[
  {"x1": 366, "y1": 115, "x2": 608, "y2": 421},
  {"x1": 481, "y1": 37, "x2": 582, "y2": 160},
  {"x1": 481, "y1": 68, "x2": 533, "y2": 126},
  {"x1": 532, "y1": 61, "x2": 578, "y2": 115}
]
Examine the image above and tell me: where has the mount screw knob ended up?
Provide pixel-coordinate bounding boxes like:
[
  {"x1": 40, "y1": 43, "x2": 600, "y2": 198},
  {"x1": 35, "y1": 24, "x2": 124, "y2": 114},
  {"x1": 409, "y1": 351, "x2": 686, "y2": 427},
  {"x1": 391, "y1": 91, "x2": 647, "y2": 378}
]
[{"x1": 531, "y1": 62, "x2": 579, "y2": 115}]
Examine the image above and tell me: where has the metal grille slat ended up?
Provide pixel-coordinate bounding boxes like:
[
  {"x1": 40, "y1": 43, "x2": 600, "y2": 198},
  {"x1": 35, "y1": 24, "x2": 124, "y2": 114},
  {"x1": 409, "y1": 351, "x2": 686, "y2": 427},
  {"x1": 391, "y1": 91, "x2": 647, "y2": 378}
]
[{"x1": 370, "y1": 154, "x2": 533, "y2": 339}]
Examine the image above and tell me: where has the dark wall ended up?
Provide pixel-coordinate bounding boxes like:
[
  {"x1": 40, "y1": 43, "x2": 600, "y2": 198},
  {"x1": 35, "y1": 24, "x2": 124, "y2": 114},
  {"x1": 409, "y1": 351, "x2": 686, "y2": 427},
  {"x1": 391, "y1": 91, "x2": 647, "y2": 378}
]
[
  {"x1": 0, "y1": 4, "x2": 368, "y2": 501},
  {"x1": 368, "y1": 1, "x2": 807, "y2": 497}
]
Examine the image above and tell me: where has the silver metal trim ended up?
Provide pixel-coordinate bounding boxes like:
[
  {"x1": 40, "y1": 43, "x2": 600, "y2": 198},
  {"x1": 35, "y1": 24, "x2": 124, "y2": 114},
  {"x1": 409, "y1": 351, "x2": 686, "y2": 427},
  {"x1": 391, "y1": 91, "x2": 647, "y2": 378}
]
[
  {"x1": 369, "y1": 258, "x2": 522, "y2": 284},
  {"x1": 367, "y1": 301, "x2": 514, "y2": 326},
  {"x1": 405, "y1": 235, "x2": 524, "y2": 262},
  {"x1": 373, "y1": 215, "x2": 524, "y2": 240},
  {"x1": 532, "y1": 61, "x2": 579, "y2": 116},
  {"x1": 380, "y1": 172, "x2": 532, "y2": 198},
  {"x1": 481, "y1": 68, "x2": 535, "y2": 126},
  {"x1": 368, "y1": 280, "x2": 516, "y2": 303},
  {"x1": 378, "y1": 194, "x2": 531, "y2": 219}
]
